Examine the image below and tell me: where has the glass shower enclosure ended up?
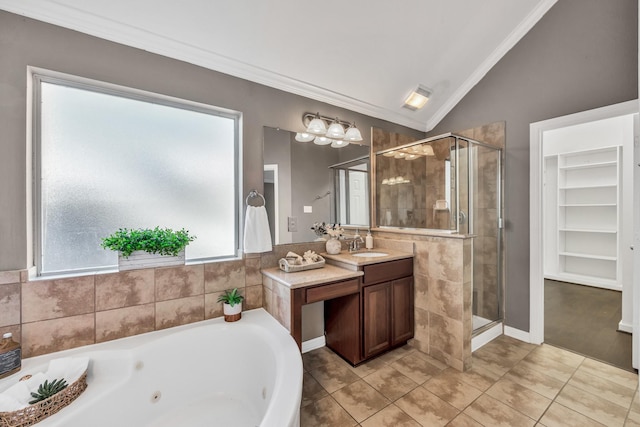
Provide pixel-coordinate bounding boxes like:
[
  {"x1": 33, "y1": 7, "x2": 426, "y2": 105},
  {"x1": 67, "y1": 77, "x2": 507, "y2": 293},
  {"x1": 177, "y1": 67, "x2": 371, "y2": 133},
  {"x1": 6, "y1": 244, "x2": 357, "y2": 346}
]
[{"x1": 374, "y1": 133, "x2": 503, "y2": 333}]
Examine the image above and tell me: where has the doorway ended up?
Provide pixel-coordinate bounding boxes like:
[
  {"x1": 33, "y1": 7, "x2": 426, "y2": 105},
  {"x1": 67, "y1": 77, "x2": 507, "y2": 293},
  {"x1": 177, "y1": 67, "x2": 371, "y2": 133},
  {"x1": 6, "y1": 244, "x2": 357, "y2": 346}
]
[{"x1": 530, "y1": 100, "x2": 638, "y2": 371}]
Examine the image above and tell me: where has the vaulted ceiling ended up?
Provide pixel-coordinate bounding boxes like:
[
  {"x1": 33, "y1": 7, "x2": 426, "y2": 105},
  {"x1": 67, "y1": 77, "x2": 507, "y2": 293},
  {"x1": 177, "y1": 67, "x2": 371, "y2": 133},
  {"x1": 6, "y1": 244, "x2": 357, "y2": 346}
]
[{"x1": 0, "y1": 0, "x2": 557, "y2": 131}]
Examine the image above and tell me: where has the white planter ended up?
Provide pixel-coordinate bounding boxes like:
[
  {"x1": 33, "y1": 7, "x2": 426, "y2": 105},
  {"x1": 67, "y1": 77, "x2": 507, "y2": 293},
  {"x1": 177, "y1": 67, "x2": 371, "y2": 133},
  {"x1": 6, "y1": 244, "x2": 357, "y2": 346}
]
[
  {"x1": 223, "y1": 302, "x2": 242, "y2": 322},
  {"x1": 118, "y1": 250, "x2": 185, "y2": 271}
]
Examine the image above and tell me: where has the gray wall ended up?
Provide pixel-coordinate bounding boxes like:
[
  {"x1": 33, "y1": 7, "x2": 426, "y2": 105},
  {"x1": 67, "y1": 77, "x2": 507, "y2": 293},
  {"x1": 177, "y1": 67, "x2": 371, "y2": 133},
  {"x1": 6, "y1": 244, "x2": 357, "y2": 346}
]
[
  {"x1": 428, "y1": 0, "x2": 638, "y2": 331},
  {"x1": 0, "y1": 11, "x2": 423, "y2": 271}
]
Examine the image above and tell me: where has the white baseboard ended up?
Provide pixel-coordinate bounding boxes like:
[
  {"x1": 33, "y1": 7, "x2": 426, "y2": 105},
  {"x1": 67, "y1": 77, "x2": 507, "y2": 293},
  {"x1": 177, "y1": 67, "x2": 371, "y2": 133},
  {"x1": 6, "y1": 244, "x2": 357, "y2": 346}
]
[
  {"x1": 618, "y1": 321, "x2": 633, "y2": 333},
  {"x1": 301, "y1": 336, "x2": 326, "y2": 353},
  {"x1": 472, "y1": 323, "x2": 503, "y2": 352},
  {"x1": 504, "y1": 326, "x2": 532, "y2": 343}
]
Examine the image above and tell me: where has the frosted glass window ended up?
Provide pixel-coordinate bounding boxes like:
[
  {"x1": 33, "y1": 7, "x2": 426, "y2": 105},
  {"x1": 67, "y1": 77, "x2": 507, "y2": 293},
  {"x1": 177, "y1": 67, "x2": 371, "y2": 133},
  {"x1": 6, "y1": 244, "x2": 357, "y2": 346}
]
[{"x1": 37, "y1": 78, "x2": 239, "y2": 275}]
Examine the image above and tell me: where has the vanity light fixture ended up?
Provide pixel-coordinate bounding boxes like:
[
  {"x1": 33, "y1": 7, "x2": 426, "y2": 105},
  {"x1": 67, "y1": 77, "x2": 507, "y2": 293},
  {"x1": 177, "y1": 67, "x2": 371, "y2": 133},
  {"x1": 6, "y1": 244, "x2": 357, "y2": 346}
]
[
  {"x1": 298, "y1": 112, "x2": 363, "y2": 148},
  {"x1": 295, "y1": 132, "x2": 315, "y2": 142},
  {"x1": 403, "y1": 85, "x2": 432, "y2": 111}
]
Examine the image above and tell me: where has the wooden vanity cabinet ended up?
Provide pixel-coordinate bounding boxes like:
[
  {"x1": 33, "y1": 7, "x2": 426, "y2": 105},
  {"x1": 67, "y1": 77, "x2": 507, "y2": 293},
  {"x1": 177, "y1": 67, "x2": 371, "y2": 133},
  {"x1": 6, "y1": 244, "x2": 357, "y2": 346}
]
[
  {"x1": 362, "y1": 258, "x2": 414, "y2": 360},
  {"x1": 326, "y1": 257, "x2": 414, "y2": 365}
]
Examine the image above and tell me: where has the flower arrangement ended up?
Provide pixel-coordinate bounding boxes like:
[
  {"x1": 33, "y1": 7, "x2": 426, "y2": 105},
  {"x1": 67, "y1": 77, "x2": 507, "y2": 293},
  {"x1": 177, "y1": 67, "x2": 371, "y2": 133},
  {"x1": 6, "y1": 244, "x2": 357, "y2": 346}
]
[
  {"x1": 325, "y1": 224, "x2": 344, "y2": 239},
  {"x1": 311, "y1": 222, "x2": 327, "y2": 237}
]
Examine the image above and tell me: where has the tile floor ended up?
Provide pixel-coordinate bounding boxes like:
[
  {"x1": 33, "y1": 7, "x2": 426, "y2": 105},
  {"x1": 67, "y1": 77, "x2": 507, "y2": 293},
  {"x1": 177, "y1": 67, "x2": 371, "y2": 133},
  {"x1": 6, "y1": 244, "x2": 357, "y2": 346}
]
[{"x1": 301, "y1": 336, "x2": 640, "y2": 426}]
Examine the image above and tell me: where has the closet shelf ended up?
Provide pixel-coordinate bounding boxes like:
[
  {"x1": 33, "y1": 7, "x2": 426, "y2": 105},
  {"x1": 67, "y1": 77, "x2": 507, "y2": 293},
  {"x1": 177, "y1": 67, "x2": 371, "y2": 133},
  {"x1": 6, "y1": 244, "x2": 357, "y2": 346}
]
[
  {"x1": 558, "y1": 161, "x2": 617, "y2": 170},
  {"x1": 559, "y1": 203, "x2": 616, "y2": 207},
  {"x1": 559, "y1": 252, "x2": 617, "y2": 261},
  {"x1": 559, "y1": 228, "x2": 617, "y2": 234},
  {"x1": 559, "y1": 184, "x2": 617, "y2": 190}
]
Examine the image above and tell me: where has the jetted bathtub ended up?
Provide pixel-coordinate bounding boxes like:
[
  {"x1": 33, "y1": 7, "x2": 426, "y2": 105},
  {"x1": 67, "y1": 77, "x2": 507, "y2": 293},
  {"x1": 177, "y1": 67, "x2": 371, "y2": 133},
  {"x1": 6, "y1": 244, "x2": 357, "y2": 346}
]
[{"x1": 0, "y1": 309, "x2": 302, "y2": 427}]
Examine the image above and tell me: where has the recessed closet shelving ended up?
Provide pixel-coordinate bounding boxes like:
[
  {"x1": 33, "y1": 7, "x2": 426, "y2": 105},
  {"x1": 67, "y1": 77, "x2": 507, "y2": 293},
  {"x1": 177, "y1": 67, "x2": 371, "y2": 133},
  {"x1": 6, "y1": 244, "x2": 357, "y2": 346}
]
[{"x1": 544, "y1": 146, "x2": 621, "y2": 290}]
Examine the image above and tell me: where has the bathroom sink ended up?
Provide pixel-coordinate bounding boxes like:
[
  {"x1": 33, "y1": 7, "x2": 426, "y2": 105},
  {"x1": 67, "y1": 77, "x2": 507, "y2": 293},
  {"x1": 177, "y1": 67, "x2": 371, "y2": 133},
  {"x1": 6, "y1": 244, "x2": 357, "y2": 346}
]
[{"x1": 351, "y1": 252, "x2": 388, "y2": 258}]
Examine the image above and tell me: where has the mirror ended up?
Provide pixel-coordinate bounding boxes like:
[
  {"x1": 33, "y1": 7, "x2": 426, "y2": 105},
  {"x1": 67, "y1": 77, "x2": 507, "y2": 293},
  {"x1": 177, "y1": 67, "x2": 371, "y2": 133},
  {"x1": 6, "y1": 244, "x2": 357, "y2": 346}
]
[{"x1": 263, "y1": 127, "x2": 370, "y2": 244}]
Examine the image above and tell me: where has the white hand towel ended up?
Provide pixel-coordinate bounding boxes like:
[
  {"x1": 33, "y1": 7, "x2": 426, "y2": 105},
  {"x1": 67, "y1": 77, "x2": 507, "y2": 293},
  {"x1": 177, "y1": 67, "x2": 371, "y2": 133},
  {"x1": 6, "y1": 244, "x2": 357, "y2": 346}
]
[
  {"x1": 244, "y1": 206, "x2": 273, "y2": 253},
  {"x1": 0, "y1": 394, "x2": 25, "y2": 412}
]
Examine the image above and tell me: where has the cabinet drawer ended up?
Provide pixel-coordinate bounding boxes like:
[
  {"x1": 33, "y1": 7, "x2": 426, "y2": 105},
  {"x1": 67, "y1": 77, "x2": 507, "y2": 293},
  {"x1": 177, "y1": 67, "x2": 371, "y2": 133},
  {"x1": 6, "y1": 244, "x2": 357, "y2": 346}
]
[
  {"x1": 363, "y1": 258, "x2": 413, "y2": 285},
  {"x1": 306, "y1": 278, "x2": 360, "y2": 304}
]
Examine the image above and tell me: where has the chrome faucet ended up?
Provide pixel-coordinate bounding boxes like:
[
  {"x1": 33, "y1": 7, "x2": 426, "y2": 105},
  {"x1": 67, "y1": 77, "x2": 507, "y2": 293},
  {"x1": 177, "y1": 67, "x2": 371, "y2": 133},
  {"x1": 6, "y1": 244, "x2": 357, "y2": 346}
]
[{"x1": 348, "y1": 234, "x2": 364, "y2": 252}]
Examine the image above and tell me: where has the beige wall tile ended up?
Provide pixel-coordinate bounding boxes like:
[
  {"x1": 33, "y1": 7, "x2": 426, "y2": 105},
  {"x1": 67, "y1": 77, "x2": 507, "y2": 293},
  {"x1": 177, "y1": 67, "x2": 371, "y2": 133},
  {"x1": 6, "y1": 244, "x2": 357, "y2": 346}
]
[
  {"x1": 155, "y1": 264, "x2": 204, "y2": 301},
  {"x1": 428, "y1": 278, "x2": 463, "y2": 321},
  {"x1": 413, "y1": 307, "x2": 429, "y2": 352},
  {"x1": 413, "y1": 274, "x2": 428, "y2": 312},
  {"x1": 96, "y1": 303, "x2": 155, "y2": 343},
  {"x1": 22, "y1": 313, "x2": 95, "y2": 357},
  {"x1": 204, "y1": 292, "x2": 225, "y2": 320},
  {"x1": 244, "y1": 257, "x2": 262, "y2": 286},
  {"x1": 272, "y1": 281, "x2": 291, "y2": 330},
  {"x1": 155, "y1": 295, "x2": 204, "y2": 330},
  {"x1": 426, "y1": 239, "x2": 463, "y2": 283},
  {"x1": 0, "y1": 282, "x2": 20, "y2": 327},
  {"x1": 0, "y1": 271, "x2": 21, "y2": 285},
  {"x1": 22, "y1": 276, "x2": 95, "y2": 323},
  {"x1": 244, "y1": 285, "x2": 263, "y2": 310},
  {"x1": 204, "y1": 260, "x2": 244, "y2": 293},
  {"x1": 430, "y1": 313, "x2": 463, "y2": 361},
  {"x1": 95, "y1": 269, "x2": 154, "y2": 311}
]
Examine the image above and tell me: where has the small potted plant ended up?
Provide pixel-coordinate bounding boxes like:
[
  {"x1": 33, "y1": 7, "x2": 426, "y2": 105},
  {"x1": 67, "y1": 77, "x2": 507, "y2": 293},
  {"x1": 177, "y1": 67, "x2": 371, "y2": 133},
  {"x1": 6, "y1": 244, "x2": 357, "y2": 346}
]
[
  {"x1": 101, "y1": 227, "x2": 196, "y2": 271},
  {"x1": 217, "y1": 288, "x2": 244, "y2": 322}
]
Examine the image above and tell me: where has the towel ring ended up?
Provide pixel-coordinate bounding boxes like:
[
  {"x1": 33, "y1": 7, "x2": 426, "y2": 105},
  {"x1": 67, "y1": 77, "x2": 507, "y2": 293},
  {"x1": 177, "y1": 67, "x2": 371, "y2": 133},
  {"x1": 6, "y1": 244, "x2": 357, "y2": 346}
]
[{"x1": 246, "y1": 190, "x2": 266, "y2": 207}]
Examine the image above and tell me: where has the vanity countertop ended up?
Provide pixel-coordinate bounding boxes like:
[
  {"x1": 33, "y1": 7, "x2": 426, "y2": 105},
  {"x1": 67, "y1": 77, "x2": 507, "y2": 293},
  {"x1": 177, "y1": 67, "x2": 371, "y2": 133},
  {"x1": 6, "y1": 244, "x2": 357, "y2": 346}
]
[
  {"x1": 262, "y1": 264, "x2": 363, "y2": 289},
  {"x1": 321, "y1": 248, "x2": 413, "y2": 267}
]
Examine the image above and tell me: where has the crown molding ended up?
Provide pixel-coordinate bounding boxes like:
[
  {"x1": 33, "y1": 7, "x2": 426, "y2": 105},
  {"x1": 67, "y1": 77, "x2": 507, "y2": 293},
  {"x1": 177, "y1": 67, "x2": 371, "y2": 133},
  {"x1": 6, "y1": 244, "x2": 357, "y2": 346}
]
[
  {"x1": 0, "y1": 1, "x2": 428, "y2": 131},
  {"x1": 425, "y1": 0, "x2": 557, "y2": 132}
]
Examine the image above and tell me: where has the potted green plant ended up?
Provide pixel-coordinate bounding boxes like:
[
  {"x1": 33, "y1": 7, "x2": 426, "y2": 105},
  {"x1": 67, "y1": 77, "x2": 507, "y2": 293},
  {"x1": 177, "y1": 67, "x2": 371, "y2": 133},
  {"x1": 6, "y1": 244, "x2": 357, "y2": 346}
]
[
  {"x1": 217, "y1": 288, "x2": 244, "y2": 322},
  {"x1": 101, "y1": 227, "x2": 196, "y2": 271}
]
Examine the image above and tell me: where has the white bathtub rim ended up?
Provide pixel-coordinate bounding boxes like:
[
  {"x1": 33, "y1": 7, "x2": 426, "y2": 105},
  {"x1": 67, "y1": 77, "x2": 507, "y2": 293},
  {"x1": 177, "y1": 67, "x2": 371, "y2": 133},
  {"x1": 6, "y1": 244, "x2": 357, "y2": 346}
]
[{"x1": 0, "y1": 309, "x2": 302, "y2": 427}]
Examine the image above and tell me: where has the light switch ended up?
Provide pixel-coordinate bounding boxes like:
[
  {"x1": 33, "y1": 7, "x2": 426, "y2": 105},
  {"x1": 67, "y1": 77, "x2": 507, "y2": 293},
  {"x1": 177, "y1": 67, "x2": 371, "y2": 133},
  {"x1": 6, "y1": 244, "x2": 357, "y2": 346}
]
[
  {"x1": 288, "y1": 216, "x2": 298, "y2": 232},
  {"x1": 303, "y1": 206, "x2": 312, "y2": 213}
]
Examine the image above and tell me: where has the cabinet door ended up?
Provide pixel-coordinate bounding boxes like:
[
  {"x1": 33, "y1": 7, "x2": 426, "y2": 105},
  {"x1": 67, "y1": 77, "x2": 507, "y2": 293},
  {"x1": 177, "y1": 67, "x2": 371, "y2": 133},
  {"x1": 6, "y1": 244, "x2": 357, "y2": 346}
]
[
  {"x1": 392, "y1": 277, "x2": 414, "y2": 346},
  {"x1": 363, "y1": 282, "x2": 391, "y2": 359}
]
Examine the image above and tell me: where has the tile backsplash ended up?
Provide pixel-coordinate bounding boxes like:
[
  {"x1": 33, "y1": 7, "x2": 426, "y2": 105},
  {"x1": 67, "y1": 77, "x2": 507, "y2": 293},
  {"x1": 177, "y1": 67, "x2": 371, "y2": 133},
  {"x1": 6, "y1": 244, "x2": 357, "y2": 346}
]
[{"x1": 0, "y1": 256, "x2": 265, "y2": 358}]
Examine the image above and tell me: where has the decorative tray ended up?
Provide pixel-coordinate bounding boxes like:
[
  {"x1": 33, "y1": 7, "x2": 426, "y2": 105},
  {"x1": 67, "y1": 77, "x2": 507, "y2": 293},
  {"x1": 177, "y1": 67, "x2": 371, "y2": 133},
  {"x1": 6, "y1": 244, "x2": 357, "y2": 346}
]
[{"x1": 278, "y1": 256, "x2": 325, "y2": 273}]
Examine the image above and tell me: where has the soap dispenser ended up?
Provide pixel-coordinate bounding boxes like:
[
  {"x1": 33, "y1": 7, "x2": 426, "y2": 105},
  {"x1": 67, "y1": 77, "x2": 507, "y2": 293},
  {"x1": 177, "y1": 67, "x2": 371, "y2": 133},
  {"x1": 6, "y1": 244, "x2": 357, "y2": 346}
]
[{"x1": 365, "y1": 229, "x2": 374, "y2": 250}]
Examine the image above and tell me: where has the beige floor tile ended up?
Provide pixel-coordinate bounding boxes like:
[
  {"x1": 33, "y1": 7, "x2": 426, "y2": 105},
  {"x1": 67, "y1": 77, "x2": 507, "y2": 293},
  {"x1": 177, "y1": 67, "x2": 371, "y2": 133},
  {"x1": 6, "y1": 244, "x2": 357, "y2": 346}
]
[
  {"x1": 395, "y1": 386, "x2": 459, "y2": 427},
  {"x1": 535, "y1": 344, "x2": 585, "y2": 368},
  {"x1": 579, "y1": 358, "x2": 638, "y2": 391},
  {"x1": 568, "y1": 368, "x2": 635, "y2": 408},
  {"x1": 302, "y1": 372, "x2": 328, "y2": 407},
  {"x1": 470, "y1": 353, "x2": 512, "y2": 377},
  {"x1": 477, "y1": 338, "x2": 531, "y2": 365},
  {"x1": 556, "y1": 384, "x2": 628, "y2": 427},
  {"x1": 362, "y1": 365, "x2": 419, "y2": 401},
  {"x1": 390, "y1": 352, "x2": 444, "y2": 384},
  {"x1": 376, "y1": 345, "x2": 415, "y2": 364},
  {"x1": 520, "y1": 352, "x2": 578, "y2": 382},
  {"x1": 463, "y1": 394, "x2": 535, "y2": 427},
  {"x1": 309, "y1": 361, "x2": 361, "y2": 394},
  {"x1": 424, "y1": 371, "x2": 483, "y2": 410},
  {"x1": 351, "y1": 357, "x2": 388, "y2": 378},
  {"x1": 448, "y1": 365, "x2": 502, "y2": 391},
  {"x1": 446, "y1": 412, "x2": 484, "y2": 427},
  {"x1": 359, "y1": 404, "x2": 421, "y2": 427},
  {"x1": 538, "y1": 402, "x2": 606, "y2": 427},
  {"x1": 503, "y1": 362, "x2": 566, "y2": 399},
  {"x1": 303, "y1": 346, "x2": 346, "y2": 371},
  {"x1": 493, "y1": 335, "x2": 537, "y2": 353},
  {"x1": 332, "y1": 380, "x2": 390, "y2": 423},
  {"x1": 412, "y1": 349, "x2": 449, "y2": 370},
  {"x1": 300, "y1": 395, "x2": 358, "y2": 427},
  {"x1": 486, "y1": 377, "x2": 551, "y2": 420}
]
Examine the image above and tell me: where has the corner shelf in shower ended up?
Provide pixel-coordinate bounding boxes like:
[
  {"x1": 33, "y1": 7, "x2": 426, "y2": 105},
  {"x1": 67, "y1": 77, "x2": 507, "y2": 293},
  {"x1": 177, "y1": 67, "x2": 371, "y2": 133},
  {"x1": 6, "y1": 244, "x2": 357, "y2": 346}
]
[{"x1": 543, "y1": 146, "x2": 621, "y2": 290}]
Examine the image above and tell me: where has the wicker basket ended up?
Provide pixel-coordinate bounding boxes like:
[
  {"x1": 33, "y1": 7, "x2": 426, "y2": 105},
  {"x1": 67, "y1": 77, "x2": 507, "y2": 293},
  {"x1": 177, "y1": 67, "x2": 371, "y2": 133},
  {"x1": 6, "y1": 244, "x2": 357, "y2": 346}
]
[{"x1": 0, "y1": 371, "x2": 88, "y2": 427}]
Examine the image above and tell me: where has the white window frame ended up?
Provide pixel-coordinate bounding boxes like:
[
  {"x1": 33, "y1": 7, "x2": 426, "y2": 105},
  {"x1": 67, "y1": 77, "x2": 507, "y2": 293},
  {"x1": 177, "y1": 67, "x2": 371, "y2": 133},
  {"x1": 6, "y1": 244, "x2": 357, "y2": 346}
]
[{"x1": 29, "y1": 67, "x2": 243, "y2": 277}]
